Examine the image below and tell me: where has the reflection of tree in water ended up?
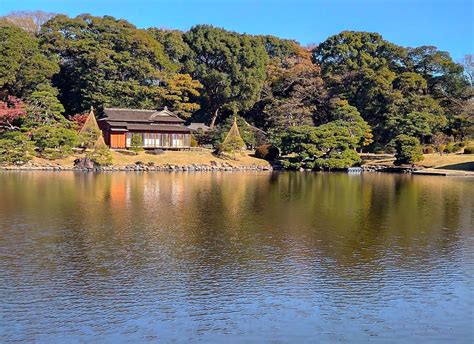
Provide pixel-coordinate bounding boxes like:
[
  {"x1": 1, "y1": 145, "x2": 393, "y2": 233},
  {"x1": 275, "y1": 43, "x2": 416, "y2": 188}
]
[{"x1": 1, "y1": 172, "x2": 471, "y2": 297}]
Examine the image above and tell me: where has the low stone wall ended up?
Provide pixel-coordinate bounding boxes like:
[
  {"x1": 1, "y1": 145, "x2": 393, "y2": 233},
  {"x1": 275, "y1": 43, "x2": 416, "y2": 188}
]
[
  {"x1": 361, "y1": 164, "x2": 419, "y2": 173},
  {"x1": 0, "y1": 161, "x2": 272, "y2": 172}
]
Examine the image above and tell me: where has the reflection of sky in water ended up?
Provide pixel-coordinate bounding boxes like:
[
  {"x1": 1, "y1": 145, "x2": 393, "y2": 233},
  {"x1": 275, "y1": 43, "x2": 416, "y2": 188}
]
[{"x1": 0, "y1": 172, "x2": 472, "y2": 343}]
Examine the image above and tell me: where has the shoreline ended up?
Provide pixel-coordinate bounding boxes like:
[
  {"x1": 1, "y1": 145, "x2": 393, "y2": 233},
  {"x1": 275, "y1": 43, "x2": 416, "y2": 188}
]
[
  {"x1": 0, "y1": 163, "x2": 273, "y2": 172},
  {"x1": 1, "y1": 152, "x2": 472, "y2": 175},
  {"x1": 2, "y1": 164, "x2": 473, "y2": 176}
]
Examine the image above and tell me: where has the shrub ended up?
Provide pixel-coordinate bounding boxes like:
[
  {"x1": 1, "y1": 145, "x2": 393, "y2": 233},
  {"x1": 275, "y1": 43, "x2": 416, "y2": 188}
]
[
  {"x1": 79, "y1": 126, "x2": 101, "y2": 148},
  {"x1": 438, "y1": 144, "x2": 446, "y2": 155},
  {"x1": 116, "y1": 149, "x2": 137, "y2": 156},
  {"x1": 190, "y1": 135, "x2": 198, "y2": 147},
  {"x1": 392, "y1": 135, "x2": 423, "y2": 165},
  {"x1": 0, "y1": 132, "x2": 34, "y2": 165},
  {"x1": 314, "y1": 148, "x2": 361, "y2": 169},
  {"x1": 85, "y1": 146, "x2": 113, "y2": 166},
  {"x1": 278, "y1": 124, "x2": 362, "y2": 170},
  {"x1": 422, "y1": 146, "x2": 434, "y2": 154},
  {"x1": 431, "y1": 132, "x2": 449, "y2": 155},
  {"x1": 40, "y1": 147, "x2": 73, "y2": 160},
  {"x1": 146, "y1": 149, "x2": 164, "y2": 155},
  {"x1": 255, "y1": 144, "x2": 279, "y2": 161},
  {"x1": 219, "y1": 134, "x2": 245, "y2": 159},
  {"x1": 130, "y1": 133, "x2": 143, "y2": 153},
  {"x1": 135, "y1": 161, "x2": 144, "y2": 165},
  {"x1": 146, "y1": 161, "x2": 155, "y2": 167},
  {"x1": 193, "y1": 129, "x2": 215, "y2": 146},
  {"x1": 32, "y1": 125, "x2": 80, "y2": 159},
  {"x1": 219, "y1": 120, "x2": 245, "y2": 160},
  {"x1": 464, "y1": 146, "x2": 474, "y2": 154},
  {"x1": 214, "y1": 116, "x2": 256, "y2": 149},
  {"x1": 443, "y1": 142, "x2": 458, "y2": 153}
]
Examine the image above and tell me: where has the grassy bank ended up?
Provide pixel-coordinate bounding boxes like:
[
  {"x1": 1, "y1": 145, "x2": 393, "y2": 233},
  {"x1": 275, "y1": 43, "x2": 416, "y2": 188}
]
[
  {"x1": 362, "y1": 152, "x2": 474, "y2": 173},
  {"x1": 24, "y1": 149, "x2": 271, "y2": 168}
]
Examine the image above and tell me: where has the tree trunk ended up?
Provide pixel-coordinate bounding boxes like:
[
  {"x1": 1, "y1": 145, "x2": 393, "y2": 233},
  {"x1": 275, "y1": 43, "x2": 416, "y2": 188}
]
[{"x1": 209, "y1": 108, "x2": 219, "y2": 128}]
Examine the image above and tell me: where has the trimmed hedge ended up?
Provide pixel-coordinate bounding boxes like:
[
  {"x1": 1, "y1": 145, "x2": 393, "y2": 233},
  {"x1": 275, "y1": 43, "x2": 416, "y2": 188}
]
[
  {"x1": 422, "y1": 146, "x2": 434, "y2": 154},
  {"x1": 255, "y1": 144, "x2": 279, "y2": 161},
  {"x1": 464, "y1": 146, "x2": 474, "y2": 154}
]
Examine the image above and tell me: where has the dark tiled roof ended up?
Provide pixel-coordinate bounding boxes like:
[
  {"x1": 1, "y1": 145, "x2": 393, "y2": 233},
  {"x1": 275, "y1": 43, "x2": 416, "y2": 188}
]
[
  {"x1": 102, "y1": 107, "x2": 184, "y2": 123},
  {"x1": 187, "y1": 122, "x2": 211, "y2": 131},
  {"x1": 104, "y1": 121, "x2": 127, "y2": 127}
]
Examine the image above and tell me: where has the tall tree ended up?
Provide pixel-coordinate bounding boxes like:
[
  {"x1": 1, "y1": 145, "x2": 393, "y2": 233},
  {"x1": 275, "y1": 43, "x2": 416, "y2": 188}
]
[
  {"x1": 0, "y1": 24, "x2": 59, "y2": 99},
  {"x1": 24, "y1": 83, "x2": 66, "y2": 126},
  {"x1": 329, "y1": 99, "x2": 373, "y2": 150},
  {"x1": 184, "y1": 25, "x2": 268, "y2": 127},
  {"x1": 313, "y1": 31, "x2": 406, "y2": 76},
  {"x1": 251, "y1": 44, "x2": 326, "y2": 130},
  {"x1": 159, "y1": 73, "x2": 202, "y2": 119},
  {"x1": 461, "y1": 54, "x2": 474, "y2": 86},
  {"x1": 313, "y1": 31, "x2": 406, "y2": 142},
  {"x1": 40, "y1": 14, "x2": 185, "y2": 114},
  {"x1": 148, "y1": 28, "x2": 193, "y2": 71},
  {"x1": 312, "y1": 31, "x2": 470, "y2": 147},
  {"x1": 405, "y1": 46, "x2": 468, "y2": 98}
]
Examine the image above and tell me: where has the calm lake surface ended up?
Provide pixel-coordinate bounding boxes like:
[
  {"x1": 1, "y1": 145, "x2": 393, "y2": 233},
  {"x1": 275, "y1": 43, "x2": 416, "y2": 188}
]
[{"x1": 0, "y1": 172, "x2": 473, "y2": 343}]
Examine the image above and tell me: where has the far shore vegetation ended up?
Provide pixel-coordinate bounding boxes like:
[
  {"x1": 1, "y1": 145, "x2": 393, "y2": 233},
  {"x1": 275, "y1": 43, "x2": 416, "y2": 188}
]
[{"x1": 0, "y1": 11, "x2": 473, "y2": 170}]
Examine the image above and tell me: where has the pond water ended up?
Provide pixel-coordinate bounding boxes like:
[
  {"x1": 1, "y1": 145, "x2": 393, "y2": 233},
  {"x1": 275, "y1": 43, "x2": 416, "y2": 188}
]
[{"x1": 0, "y1": 172, "x2": 473, "y2": 343}]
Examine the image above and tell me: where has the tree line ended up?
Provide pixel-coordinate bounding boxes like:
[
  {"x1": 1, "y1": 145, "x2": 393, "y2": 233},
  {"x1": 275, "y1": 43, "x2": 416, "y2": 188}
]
[{"x1": 0, "y1": 11, "x2": 473, "y2": 167}]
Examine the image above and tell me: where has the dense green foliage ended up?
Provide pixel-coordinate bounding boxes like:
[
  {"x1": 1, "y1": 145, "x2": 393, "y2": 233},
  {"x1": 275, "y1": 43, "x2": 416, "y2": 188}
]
[
  {"x1": 183, "y1": 25, "x2": 268, "y2": 127},
  {"x1": 31, "y1": 125, "x2": 80, "y2": 159},
  {"x1": 0, "y1": 24, "x2": 58, "y2": 99},
  {"x1": 0, "y1": 13, "x2": 472, "y2": 168},
  {"x1": 280, "y1": 123, "x2": 362, "y2": 169},
  {"x1": 255, "y1": 144, "x2": 279, "y2": 161},
  {"x1": 0, "y1": 132, "x2": 34, "y2": 165},
  {"x1": 392, "y1": 135, "x2": 424, "y2": 165},
  {"x1": 86, "y1": 146, "x2": 113, "y2": 166}
]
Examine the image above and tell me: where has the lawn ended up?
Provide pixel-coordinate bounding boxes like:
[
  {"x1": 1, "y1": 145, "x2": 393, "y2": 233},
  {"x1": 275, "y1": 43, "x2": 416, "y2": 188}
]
[{"x1": 29, "y1": 149, "x2": 271, "y2": 168}]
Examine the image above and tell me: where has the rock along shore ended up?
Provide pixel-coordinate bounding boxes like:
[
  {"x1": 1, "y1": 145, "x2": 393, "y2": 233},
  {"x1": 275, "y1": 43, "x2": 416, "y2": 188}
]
[{"x1": 0, "y1": 161, "x2": 273, "y2": 172}]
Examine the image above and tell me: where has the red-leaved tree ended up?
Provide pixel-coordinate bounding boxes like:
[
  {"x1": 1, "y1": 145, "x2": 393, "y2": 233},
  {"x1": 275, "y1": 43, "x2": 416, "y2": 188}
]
[
  {"x1": 0, "y1": 96, "x2": 26, "y2": 131},
  {"x1": 70, "y1": 113, "x2": 88, "y2": 131}
]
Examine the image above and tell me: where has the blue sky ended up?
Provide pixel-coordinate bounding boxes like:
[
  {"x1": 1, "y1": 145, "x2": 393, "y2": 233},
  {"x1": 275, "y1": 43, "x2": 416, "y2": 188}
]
[{"x1": 1, "y1": 0, "x2": 473, "y2": 60}]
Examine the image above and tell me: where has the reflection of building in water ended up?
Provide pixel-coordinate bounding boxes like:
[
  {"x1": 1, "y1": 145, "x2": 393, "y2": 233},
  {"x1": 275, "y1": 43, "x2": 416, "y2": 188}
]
[
  {"x1": 109, "y1": 175, "x2": 129, "y2": 209},
  {"x1": 170, "y1": 174, "x2": 185, "y2": 206},
  {"x1": 142, "y1": 174, "x2": 161, "y2": 207}
]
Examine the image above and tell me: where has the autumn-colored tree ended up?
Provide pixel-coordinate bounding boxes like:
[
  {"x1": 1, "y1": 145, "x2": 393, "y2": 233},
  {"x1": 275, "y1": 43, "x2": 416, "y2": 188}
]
[
  {"x1": 70, "y1": 113, "x2": 89, "y2": 130},
  {"x1": 1, "y1": 11, "x2": 56, "y2": 35},
  {"x1": 159, "y1": 73, "x2": 202, "y2": 119},
  {"x1": 462, "y1": 54, "x2": 474, "y2": 86},
  {"x1": 431, "y1": 132, "x2": 450, "y2": 155},
  {"x1": 0, "y1": 96, "x2": 26, "y2": 132},
  {"x1": 252, "y1": 44, "x2": 326, "y2": 131}
]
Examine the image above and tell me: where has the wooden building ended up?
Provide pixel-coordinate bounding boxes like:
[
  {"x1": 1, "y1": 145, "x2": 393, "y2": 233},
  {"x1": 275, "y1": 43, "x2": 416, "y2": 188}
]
[{"x1": 98, "y1": 107, "x2": 192, "y2": 149}]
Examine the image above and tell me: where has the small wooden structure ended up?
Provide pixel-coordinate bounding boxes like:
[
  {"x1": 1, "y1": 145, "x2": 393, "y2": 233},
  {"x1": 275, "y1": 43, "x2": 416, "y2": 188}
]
[{"x1": 98, "y1": 107, "x2": 192, "y2": 149}]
